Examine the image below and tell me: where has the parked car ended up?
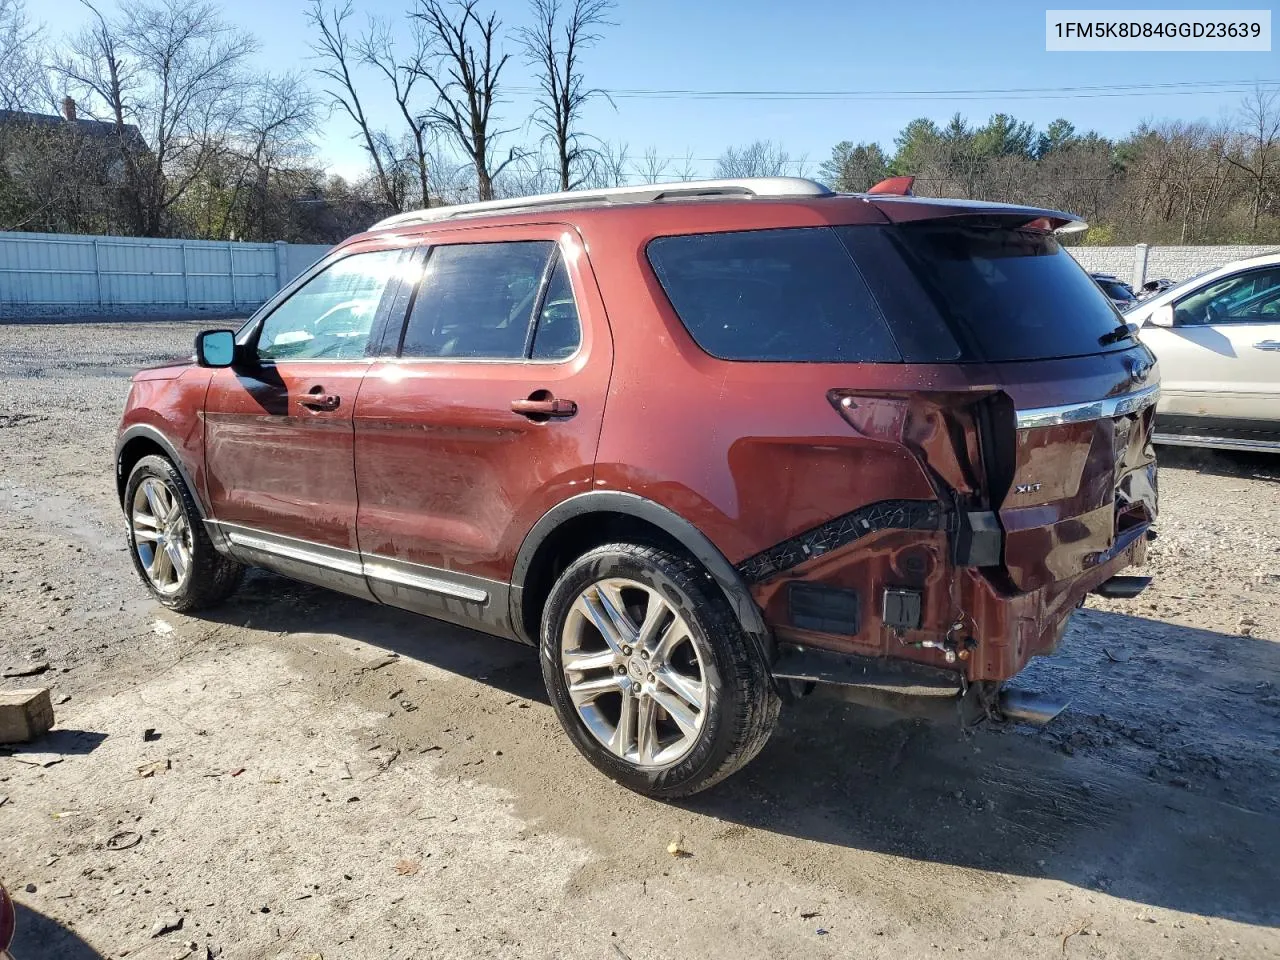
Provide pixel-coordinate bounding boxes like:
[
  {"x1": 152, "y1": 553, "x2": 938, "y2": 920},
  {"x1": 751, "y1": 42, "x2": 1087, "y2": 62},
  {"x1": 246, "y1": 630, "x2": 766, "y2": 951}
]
[
  {"x1": 1124, "y1": 252, "x2": 1280, "y2": 452},
  {"x1": 1090, "y1": 272, "x2": 1139, "y2": 310},
  {"x1": 115, "y1": 177, "x2": 1158, "y2": 797},
  {"x1": 1138, "y1": 277, "x2": 1176, "y2": 299}
]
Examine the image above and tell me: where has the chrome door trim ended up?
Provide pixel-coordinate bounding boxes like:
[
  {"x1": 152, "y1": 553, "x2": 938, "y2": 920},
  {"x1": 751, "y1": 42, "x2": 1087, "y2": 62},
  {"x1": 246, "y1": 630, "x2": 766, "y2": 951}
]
[
  {"x1": 362, "y1": 559, "x2": 489, "y2": 603},
  {"x1": 207, "y1": 520, "x2": 496, "y2": 604},
  {"x1": 222, "y1": 525, "x2": 366, "y2": 577},
  {"x1": 1015, "y1": 384, "x2": 1160, "y2": 430}
]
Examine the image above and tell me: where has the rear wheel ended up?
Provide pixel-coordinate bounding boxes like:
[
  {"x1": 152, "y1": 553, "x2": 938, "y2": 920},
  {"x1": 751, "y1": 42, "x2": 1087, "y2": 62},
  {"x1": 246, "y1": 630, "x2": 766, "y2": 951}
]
[
  {"x1": 125, "y1": 455, "x2": 244, "y2": 612},
  {"x1": 540, "y1": 542, "x2": 779, "y2": 798}
]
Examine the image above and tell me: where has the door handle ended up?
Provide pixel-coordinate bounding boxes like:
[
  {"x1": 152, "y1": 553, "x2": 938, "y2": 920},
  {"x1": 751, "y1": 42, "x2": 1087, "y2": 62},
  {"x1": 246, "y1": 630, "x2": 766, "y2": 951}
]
[
  {"x1": 511, "y1": 396, "x2": 577, "y2": 419},
  {"x1": 1253, "y1": 340, "x2": 1280, "y2": 351},
  {"x1": 298, "y1": 391, "x2": 341, "y2": 411}
]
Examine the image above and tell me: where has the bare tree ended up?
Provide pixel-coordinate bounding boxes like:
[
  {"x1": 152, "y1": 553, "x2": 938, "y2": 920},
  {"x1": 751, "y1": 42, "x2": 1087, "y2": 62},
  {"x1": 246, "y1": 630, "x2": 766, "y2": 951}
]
[
  {"x1": 425, "y1": 139, "x2": 474, "y2": 204},
  {"x1": 413, "y1": 0, "x2": 519, "y2": 202},
  {"x1": 635, "y1": 144, "x2": 669, "y2": 184},
  {"x1": 357, "y1": 15, "x2": 436, "y2": 208},
  {"x1": 672, "y1": 148, "x2": 698, "y2": 182},
  {"x1": 494, "y1": 150, "x2": 559, "y2": 198},
  {"x1": 54, "y1": 0, "x2": 256, "y2": 236},
  {"x1": 217, "y1": 72, "x2": 320, "y2": 239},
  {"x1": 1224, "y1": 85, "x2": 1280, "y2": 235},
  {"x1": 579, "y1": 139, "x2": 627, "y2": 188},
  {"x1": 306, "y1": 0, "x2": 404, "y2": 212},
  {"x1": 714, "y1": 139, "x2": 794, "y2": 178},
  {"x1": 518, "y1": 0, "x2": 613, "y2": 191},
  {"x1": 0, "y1": 0, "x2": 46, "y2": 111}
]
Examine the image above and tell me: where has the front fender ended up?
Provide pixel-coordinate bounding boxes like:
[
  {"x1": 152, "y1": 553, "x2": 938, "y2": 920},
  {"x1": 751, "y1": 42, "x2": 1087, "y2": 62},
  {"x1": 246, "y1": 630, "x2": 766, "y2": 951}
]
[{"x1": 115, "y1": 370, "x2": 213, "y2": 515}]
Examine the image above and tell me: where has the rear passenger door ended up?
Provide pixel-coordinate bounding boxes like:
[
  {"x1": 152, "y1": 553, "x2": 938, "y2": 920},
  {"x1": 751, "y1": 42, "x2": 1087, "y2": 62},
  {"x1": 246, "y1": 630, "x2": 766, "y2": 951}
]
[{"x1": 352, "y1": 225, "x2": 612, "y2": 636}]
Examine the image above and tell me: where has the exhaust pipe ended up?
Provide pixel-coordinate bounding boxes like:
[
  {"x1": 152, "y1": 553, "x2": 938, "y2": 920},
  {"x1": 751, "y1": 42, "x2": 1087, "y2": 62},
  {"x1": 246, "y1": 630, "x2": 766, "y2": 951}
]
[
  {"x1": 998, "y1": 688, "x2": 1068, "y2": 726},
  {"x1": 1091, "y1": 575, "x2": 1151, "y2": 599}
]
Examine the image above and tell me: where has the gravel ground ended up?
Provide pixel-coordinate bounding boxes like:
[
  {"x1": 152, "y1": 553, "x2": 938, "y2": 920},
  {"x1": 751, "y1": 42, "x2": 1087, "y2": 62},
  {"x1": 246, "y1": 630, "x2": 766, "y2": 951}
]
[{"x1": 0, "y1": 319, "x2": 1278, "y2": 960}]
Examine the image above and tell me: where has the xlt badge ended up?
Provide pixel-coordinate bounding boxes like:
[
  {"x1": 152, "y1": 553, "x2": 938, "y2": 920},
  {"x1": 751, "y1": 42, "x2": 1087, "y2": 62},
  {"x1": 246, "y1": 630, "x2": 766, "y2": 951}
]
[{"x1": 1014, "y1": 482, "x2": 1042, "y2": 495}]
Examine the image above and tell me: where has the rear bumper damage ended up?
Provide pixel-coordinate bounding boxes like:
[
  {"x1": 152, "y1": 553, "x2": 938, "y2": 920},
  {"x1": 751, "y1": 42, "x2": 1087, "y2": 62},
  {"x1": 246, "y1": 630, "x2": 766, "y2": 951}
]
[{"x1": 760, "y1": 518, "x2": 1153, "y2": 725}]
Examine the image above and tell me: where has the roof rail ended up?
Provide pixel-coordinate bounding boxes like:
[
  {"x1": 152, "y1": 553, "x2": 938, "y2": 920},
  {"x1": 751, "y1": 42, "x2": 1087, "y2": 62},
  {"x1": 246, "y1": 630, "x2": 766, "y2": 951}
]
[{"x1": 369, "y1": 177, "x2": 833, "y2": 230}]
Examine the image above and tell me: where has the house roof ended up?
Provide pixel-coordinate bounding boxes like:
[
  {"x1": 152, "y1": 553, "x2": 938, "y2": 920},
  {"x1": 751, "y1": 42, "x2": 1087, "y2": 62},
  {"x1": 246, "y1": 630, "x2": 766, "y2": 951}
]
[{"x1": 0, "y1": 109, "x2": 147, "y2": 150}]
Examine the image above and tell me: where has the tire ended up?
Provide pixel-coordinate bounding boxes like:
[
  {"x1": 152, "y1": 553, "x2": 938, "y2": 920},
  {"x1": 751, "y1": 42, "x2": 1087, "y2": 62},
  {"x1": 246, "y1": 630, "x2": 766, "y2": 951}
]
[
  {"x1": 124, "y1": 454, "x2": 244, "y2": 612},
  {"x1": 540, "y1": 542, "x2": 780, "y2": 798}
]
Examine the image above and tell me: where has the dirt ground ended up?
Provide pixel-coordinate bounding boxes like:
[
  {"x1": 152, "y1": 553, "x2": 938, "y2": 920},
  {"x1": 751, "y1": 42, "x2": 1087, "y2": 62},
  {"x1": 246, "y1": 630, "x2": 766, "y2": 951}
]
[{"x1": 1, "y1": 319, "x2": 1278, "y2": 960}]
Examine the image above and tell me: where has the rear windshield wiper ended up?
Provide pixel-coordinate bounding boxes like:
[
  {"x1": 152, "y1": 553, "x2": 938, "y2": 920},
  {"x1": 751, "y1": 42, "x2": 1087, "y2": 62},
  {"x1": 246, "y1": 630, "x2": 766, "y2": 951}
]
[{"x1": 1098, "y1": 322, "x2": 1138, "y2": 346}]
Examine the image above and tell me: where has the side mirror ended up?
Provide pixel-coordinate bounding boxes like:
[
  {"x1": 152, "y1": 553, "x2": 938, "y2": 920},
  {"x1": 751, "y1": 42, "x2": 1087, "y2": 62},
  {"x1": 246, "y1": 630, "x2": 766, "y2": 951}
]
[
  {"x1": 195, "y1": 329, "x2": 236, "y2": 368},
  {"x1": 1144, "y1": 304, "x2": 1175, "y2": 328}
]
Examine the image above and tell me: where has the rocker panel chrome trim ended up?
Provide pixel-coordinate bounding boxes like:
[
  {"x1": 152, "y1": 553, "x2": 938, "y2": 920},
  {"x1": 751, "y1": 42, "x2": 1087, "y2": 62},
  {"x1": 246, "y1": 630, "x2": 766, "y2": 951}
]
[{"x1": 208, "y1": 520, "x2": 495, "y2": 604}]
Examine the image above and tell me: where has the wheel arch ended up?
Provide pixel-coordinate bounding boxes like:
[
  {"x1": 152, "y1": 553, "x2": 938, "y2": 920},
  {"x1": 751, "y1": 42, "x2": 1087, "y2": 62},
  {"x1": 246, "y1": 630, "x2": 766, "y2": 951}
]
[
  {"x1": 510, "y1": 491, "x2": 775, "y2": 669},
  {"x1": 116, "y1": 425, "x2": 205, "y2": 517}
]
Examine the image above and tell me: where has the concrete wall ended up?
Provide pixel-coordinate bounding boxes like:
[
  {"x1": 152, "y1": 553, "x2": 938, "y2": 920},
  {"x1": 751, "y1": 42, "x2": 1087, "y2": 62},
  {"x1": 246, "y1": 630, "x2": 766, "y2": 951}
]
[
  {"x1": 0, "y1": 232, "x2": 331, "y2": 319},
  {"x1": 1068, "y1": 243, "x2": 1280, "y2": 289}
]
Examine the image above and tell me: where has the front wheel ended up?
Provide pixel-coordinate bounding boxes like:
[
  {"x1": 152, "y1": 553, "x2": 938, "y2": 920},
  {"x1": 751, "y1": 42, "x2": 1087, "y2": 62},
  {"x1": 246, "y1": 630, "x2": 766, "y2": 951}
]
[
  {"x1": 124, "y1": 455, "x2": 244, "y2": 612},
  {"x1": 540, "y1": 543, "x2": 780, "y2": 798}
]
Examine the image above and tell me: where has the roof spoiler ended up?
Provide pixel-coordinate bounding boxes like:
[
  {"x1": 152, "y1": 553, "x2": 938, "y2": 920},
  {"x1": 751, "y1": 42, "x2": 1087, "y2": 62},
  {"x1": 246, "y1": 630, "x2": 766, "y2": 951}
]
[{"x1": 866, "y1": 175, "x2": 914, "y2": 196}]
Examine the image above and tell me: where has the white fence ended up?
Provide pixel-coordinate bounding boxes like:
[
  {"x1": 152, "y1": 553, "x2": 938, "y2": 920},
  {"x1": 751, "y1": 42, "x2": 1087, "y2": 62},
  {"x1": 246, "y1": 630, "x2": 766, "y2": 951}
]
[
  {"x1": 1068, "y1": 243, "x2": 1280, "y2": 289},
  {"x1": 0, "y1": 232, "x2": 330, "y2": 317}
]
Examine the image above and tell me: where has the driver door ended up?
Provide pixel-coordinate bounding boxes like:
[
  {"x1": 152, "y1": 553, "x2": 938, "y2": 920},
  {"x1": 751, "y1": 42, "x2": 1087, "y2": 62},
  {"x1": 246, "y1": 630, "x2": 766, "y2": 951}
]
[{"x1": 203, "y1": 246, "x2": 407, "y2": 598}]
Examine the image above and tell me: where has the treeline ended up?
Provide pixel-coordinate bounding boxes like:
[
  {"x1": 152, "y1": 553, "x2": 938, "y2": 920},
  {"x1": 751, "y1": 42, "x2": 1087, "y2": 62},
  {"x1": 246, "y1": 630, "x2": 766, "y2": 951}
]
[
  {"x1": 1, "y1": 0, "x2": 1278, "y2": 244},
  {"x1": 821, "y1": 94, "x2": 1280, "y2": 245}
]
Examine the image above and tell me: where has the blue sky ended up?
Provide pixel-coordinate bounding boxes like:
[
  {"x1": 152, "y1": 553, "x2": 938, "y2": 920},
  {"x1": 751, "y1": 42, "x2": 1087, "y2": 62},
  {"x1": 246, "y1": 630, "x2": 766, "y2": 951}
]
[{"x1": 38, "y1": 0, "x2": 1279, "y2": 180}]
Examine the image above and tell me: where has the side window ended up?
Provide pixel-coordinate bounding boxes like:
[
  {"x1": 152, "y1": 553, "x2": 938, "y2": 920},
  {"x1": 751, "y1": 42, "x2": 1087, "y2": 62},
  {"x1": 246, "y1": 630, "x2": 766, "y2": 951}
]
[
  {"x1": 1174, "y1": 268, "x2": 1280, "y2": 326},
  {"x1": 530, "y1": 255, "x2": 582, "y2": 360},
  {"x1": 401, "y1": 241, "x2": 554, "y2": 359},
  {"x1": 257, "y1": 249, "x2": 402, "y2": 361},
  {"x1": 647, "y1": 228, "x2": 903, "y2": 363}
]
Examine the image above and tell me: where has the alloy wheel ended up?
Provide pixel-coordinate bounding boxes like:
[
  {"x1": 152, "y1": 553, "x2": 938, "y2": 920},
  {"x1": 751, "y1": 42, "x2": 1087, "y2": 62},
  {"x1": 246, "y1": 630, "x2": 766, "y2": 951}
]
[
  {"x1": 130, "y1": 477, "x2": 192, "y2": 596},
  {"x1": 560, "y1": 577, "x2": 709, "y2": 768}
]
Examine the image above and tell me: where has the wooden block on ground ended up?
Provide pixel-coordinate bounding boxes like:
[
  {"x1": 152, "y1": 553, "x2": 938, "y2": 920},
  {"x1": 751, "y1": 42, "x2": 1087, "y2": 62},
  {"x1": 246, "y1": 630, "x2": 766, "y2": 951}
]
[{"x1": 0, "y1": 688, "x2": 54, "y2": 744}]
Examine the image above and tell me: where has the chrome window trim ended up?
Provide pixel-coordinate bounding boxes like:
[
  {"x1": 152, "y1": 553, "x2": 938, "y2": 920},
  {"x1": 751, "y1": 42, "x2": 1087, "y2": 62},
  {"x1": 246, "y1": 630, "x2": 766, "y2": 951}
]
[
  {"x1": 211, "y1": 521, "x2": 494, "y2": 604},
  {"x1": 1015, "y1": 384, "x2": 1160, "y2": 430},
  {"x1": 369, "y1": 354, "x2": 579, "y2": 368}
]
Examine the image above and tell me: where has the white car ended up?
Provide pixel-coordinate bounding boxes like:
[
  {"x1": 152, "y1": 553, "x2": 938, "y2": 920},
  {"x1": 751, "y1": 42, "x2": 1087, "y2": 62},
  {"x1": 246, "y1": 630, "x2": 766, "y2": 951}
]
[{"x1": 1124, "y1": 252, "x2": 1280, "y2": 452}]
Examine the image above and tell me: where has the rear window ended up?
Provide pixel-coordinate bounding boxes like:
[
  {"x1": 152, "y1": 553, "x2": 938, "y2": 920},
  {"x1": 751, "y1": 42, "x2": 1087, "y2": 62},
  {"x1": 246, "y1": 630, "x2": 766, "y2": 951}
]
[
  {"x1": 1095, "y1": 278, "x2": 1136, "y2": 302},
  {"x1": 646, "y1": 222, "x2": 1128, "y2": 364},
  {"x1": 861, "y1": 223, "x2": 1128, "y2": 362}
]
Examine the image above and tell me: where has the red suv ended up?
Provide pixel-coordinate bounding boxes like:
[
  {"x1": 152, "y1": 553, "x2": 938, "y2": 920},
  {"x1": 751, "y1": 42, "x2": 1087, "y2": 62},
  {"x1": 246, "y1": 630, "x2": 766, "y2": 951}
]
[{"x1": 116, "y1": 177, "x2": 1158, "y2": 797}]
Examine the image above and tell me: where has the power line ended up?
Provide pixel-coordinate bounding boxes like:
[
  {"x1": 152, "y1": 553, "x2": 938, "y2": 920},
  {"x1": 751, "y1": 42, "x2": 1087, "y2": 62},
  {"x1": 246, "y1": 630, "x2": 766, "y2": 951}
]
[{"x1": 506, "y1": 78, "x2": 1280, "y2": 102}]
